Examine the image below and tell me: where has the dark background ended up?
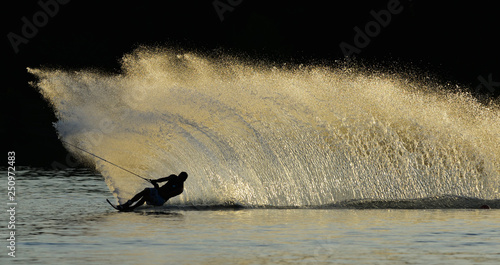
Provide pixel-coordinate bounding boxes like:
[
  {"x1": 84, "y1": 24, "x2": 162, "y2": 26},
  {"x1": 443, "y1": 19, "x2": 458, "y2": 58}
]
[{"x1": 3, "y1": 0, "x2": 499, "y2": 167}]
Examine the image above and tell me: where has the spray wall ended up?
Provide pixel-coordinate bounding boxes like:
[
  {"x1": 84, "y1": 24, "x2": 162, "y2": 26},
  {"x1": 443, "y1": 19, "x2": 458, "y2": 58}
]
[{"x1": 29, "y1": 47, "x2": 500, "y2": 207}]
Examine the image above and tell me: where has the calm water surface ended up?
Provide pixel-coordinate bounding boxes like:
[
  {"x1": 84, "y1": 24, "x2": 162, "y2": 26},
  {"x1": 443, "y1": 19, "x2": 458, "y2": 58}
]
[{"x1": 1, "y1": 168, "x2": 499, "y2": 264}]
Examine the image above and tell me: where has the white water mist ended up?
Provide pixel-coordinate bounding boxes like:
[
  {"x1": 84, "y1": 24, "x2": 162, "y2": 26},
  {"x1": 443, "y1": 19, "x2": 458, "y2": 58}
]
[{"x1": 29, "y1": 47, "x2": 500, "y2": 206}]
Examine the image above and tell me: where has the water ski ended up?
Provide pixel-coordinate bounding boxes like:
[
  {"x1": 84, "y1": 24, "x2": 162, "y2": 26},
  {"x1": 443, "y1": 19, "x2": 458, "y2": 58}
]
[{"x1": 107, "y1": 199, "x2": 133, "y2": 212}]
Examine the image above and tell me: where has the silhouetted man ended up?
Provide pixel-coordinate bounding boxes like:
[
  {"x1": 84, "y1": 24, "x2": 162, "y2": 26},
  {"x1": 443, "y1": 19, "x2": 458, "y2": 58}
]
[{"x1": 117, "y1": 172, "x2": 188, "y2": 211}]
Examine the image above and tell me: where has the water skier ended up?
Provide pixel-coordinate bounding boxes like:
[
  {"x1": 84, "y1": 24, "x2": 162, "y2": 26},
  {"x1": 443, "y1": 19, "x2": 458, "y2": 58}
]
[{"x1": 117, "y1": 172, "x2": 188, "y2": 211}]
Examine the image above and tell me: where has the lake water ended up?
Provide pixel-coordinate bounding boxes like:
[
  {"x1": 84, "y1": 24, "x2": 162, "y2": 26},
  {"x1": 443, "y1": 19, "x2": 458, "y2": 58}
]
[{"x1": 1, "y1": 168, "x2": 499, "y2": 264}]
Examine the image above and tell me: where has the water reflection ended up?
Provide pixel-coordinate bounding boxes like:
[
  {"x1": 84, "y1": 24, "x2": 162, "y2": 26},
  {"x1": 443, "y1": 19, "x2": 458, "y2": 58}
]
[{"x1": 2, "y1": 168, "x2": 499, "y2": 265}]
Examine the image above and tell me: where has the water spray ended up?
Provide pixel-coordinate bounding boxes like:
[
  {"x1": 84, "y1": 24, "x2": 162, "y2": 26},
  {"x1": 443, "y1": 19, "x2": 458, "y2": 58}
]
[{"x1": 61, "y1": 140, "x2": 152, "y2": 183}]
